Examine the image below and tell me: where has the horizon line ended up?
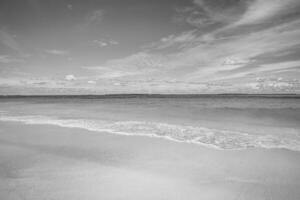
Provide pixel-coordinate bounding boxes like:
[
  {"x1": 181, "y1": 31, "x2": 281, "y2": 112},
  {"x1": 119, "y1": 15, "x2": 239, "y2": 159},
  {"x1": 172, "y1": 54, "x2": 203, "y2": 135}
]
[{"x1": 0, "y1": 93, "x2": 299, "y2": 98}]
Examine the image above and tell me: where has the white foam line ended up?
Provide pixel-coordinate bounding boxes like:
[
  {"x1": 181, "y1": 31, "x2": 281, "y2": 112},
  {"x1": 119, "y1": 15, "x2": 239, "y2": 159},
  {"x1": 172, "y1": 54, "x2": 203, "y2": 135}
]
[{"x1": 0, "y1": 115, "x2": 299, "y2": 152}]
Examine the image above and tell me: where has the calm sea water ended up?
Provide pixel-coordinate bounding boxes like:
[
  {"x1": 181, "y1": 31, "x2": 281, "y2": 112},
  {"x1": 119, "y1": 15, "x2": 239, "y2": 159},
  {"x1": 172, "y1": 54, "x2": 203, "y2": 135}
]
[{"x1": 0, "y1": 96, "x2": 300, "y2": 151}]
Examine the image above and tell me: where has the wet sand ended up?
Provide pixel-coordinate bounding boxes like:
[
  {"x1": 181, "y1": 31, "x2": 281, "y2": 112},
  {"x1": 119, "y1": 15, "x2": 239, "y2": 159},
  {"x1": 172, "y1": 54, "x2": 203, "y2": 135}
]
[{"x1": 1, "y1": 121, "x2": 300, "y2": 200}]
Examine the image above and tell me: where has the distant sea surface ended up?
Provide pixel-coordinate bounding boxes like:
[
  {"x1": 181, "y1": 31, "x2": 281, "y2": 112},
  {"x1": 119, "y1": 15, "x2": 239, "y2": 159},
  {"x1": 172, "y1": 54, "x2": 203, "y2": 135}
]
[{"x1": 0, "y1": 95, "x2": 299, "y2": 151}]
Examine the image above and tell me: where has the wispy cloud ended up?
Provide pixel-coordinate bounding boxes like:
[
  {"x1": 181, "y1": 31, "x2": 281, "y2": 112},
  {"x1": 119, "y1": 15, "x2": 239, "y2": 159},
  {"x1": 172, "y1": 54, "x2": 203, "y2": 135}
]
[
  {"x1": 192, "y1": 0, "x2": 300, "y2": 27},
  {"x1": 0, "y1": 55, "x2": 25, "y2": 64},
  {"x1": 232, "y1": 0, "x2": 300, "y2": 26},
  {"x1": 87, "y1": 80, "x2": 96, "y2": 84},
  {"x1": 67, "y1": 4, "x2": 73, "y2": 10},
  {"x1": 65, "y1": 74, "x2": 76, "y2": 81},
  {"x1": 83, "y1": 66, "x2": 140, "y2": 79},
  {"x1": 255, "y1": 60, "x2": 300, "y2": 74},
  {"x1": 146, "y1": 30, "x2": 198, "y2": 50},
  {"x1": 87, "y1": 9, "x2": 105, "y2": 25},
  {"x1": 77, "y1": 9, "x2": 105, "y2": 32},
  {"x1": 173, "y1": 0, "x2": 247, "y2": 29},
  {"x1": 45, "y1": 49, "x2": 69, "y2": 56},
  {"x1": 84, "y1": 52, "x2": 169, "y2": 80},
  {"x1": 93, "y1": 39, "x2": 119, "y2": 47},
  {"x1": 0, "y1": 29, "x2": 23, "y2": 54}
]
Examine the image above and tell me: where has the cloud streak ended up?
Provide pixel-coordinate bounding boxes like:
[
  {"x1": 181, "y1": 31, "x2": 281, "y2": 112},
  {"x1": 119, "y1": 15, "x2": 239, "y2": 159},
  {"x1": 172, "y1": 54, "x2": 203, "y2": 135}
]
[
  {"x1": 93, "y1": 39, "x2": 119, "y2": 47},
  {"x1": 0, "y1": 55, "x2": 25, "y2": 64},
  {"x1": 232, "y1": 0, "x2": 300, "y2": 26},
  {"x1": 45, "y1": 49, "x2": 69, "y2": 56}
]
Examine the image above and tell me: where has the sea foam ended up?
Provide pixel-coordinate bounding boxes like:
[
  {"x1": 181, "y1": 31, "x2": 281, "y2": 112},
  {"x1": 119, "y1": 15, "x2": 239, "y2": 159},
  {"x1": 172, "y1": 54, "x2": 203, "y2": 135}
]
[{"x1": 0, "y1": 114, "x2": 300, "y2": 151}]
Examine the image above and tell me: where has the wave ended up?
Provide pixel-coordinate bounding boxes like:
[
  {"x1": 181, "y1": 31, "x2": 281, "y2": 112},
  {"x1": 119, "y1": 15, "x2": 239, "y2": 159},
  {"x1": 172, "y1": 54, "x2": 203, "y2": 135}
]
[{"x1": 0, "y1": 114, "x2": 300, "y2": 151}]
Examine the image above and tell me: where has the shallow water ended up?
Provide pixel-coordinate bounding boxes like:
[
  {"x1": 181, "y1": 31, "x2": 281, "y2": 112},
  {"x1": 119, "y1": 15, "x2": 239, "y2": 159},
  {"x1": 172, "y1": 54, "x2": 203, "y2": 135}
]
[{"x1": 0, "y1": 96, "x2": 299, "y2": 151}]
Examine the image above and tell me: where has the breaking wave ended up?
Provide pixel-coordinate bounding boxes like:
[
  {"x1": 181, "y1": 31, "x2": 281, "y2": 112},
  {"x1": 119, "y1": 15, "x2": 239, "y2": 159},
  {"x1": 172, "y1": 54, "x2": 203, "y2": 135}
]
[{"x1": 1, "y1": 114, "x2": 300, "y2": 151}]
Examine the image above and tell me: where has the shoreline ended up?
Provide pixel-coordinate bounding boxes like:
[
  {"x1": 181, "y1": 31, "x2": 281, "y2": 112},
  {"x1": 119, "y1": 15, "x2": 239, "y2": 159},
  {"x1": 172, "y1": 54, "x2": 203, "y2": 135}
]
[{"x1": 0, "y1": 117, "x2": 299, "y2": 152}]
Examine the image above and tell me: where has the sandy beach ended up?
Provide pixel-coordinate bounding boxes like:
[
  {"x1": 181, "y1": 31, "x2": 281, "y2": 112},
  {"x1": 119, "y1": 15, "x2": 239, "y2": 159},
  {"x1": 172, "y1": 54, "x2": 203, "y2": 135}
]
[{"x1": 1, "y1": 121, "x2": 300, "y2": 200}]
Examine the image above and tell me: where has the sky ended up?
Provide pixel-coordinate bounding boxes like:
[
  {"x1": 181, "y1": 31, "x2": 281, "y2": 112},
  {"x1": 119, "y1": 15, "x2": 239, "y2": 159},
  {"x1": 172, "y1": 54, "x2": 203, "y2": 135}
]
[{"x1": 0, "y1": 0, "x2": 300, "y2": 94}]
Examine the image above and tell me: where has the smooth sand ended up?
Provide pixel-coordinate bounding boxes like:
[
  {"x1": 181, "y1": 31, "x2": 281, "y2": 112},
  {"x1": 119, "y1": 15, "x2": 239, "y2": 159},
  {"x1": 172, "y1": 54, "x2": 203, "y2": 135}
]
[{"x1": 0, "y1": 121, "x2": 300, "y2": 200}]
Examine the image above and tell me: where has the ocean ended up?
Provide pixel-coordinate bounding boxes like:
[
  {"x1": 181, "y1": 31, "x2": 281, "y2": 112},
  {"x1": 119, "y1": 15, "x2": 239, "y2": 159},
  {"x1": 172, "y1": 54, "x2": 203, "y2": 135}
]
[{"x1": 1, "y1": 95, "x2": 300, "y2": 151}]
